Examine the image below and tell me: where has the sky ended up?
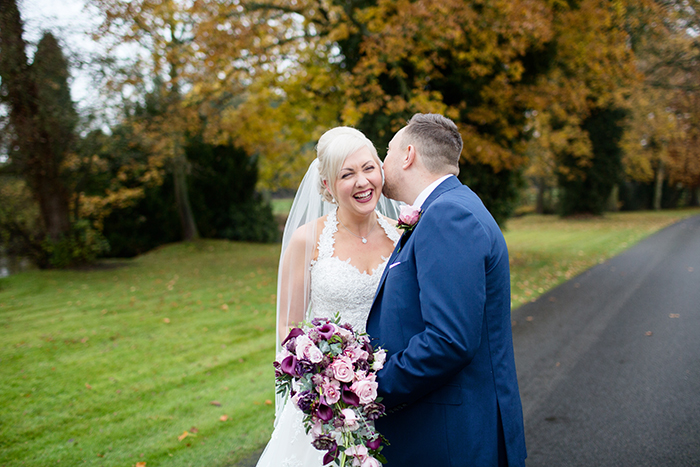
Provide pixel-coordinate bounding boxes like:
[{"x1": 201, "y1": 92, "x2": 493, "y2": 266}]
[{"x1": 18, "y1": 0, "x2": 101, "y2": 111}]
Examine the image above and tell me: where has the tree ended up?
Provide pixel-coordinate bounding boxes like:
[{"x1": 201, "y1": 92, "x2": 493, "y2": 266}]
[
  {"x1": 88, "y1": 0, "x2": 311, "y2": 238},
  {"x1": 616, "y1": 0, "x2": 700, "y2": 209},
  {"x1": 0, "y1": 0, "x2": 73, "y2": 242},
  {"x1": 268, "y1": 0, "x2": 557, "y2": 225},
  {"x1": 558, "y1": 107, "x2": 628, "y2": 215},
  {"x1": 516, "y1": 0, "x2": 643, "y2": 216}
]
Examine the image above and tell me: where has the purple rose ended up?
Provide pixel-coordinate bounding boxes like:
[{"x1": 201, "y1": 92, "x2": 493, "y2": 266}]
[
  {"x1": 294, "y1": 390, "x2": 315, "y2": 412},
  {"x1": 295, "y1": 359, "x2": 315, "y2": 376},
  {"x1": 312, "y1": 433, "x2": 336, "y2": 451},
  {"x1": 363, "y1": 401, "x2": 385, "y2": 420},
  {"x1": 311, "y1": 317, "x2": 328, "y2": 327},
  {"x1": 355, "y1": 359, "x2": 370, "y2": 373}
]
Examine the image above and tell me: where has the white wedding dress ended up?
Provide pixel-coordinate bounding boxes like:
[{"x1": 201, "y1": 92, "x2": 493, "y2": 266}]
[{"x1": 256, "y1": 209, "x2": 400, "y2": 467}]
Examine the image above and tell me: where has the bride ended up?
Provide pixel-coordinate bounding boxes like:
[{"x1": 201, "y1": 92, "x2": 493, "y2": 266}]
[{"x1": 256, "y1": 127, "x2": 401, "y2": 467}]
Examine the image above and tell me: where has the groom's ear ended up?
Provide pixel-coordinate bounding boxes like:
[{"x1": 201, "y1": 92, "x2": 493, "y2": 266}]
[{"x1": 403, "y1": 144, "x2": 417, "y2": 170}]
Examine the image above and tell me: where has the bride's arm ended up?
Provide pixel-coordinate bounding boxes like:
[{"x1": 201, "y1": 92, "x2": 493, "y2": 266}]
[{"x1": 277, "y1": 224, "x2": 313, "y2": 342}]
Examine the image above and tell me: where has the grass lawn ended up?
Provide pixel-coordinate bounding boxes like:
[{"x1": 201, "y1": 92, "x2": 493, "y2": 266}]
[
  {"x1": 1, "y1": 208, "x2": 699, "y2": 466},
  {"x1": 0, "y1": 241, "x2": 281, "y2": 467},
  {"x1": 505, "y1": 209, "x2": 700, "y2": 308},
  {"x1": 270, "y1": 198, "x2": 293, "y2": 217}
]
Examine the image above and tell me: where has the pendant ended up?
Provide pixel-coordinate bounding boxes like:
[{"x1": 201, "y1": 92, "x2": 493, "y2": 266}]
[{"x1": 361, "y1": 238, "x2": 367, "y2": 244}]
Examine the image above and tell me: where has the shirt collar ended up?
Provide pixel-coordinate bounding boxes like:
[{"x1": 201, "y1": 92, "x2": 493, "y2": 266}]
[{"x1": 413, "y1": 174, "x2": 452, "y2": 209}]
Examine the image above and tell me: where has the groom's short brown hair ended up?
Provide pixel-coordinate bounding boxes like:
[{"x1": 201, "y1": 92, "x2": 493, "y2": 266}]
[{"x1": 401, "y1": 113, "x2": 462, "y2": 175}]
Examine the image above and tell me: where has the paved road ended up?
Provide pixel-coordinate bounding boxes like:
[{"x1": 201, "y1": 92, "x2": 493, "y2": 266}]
[{"x1": 512, "y1": 214, "x2": 700, "y2": 466}]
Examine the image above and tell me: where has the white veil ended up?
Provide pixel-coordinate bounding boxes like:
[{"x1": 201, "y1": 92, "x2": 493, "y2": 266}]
[{"x1": 273, "y1": 157, "x2": 401, "y2": 420}]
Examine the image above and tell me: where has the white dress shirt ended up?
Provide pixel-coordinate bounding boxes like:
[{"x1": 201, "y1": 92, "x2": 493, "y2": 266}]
[{"x1": 412, "y1": 175, "x2": 452, "y2": 209}]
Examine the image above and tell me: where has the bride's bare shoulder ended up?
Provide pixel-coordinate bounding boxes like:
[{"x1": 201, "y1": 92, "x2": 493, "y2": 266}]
[{"x1": 288, "y1": 216, "x2": 327, "y2": 246}]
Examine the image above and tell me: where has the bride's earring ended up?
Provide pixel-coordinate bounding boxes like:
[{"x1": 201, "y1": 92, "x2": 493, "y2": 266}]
[{"x1": 323, "y1": 181, "x2": 336, "y2": 204}]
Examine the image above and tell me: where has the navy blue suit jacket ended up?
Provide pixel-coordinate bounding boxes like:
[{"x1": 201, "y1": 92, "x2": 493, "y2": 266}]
[{"x1": 367, "y1": 176, "x2": 526, "y2": 466}]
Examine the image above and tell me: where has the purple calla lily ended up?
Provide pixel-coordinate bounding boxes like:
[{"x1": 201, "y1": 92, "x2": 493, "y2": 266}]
[
  {"x1": 316, "y1": 323, "x2": 335, "y2": 340},
  {"x1": 342, "y1": 385, "x2": 360, "y2": 407},
  {"x1": 281, "y1": 327, "x2": 304, "y2": 346},
  {"x1": 280, "y1": 355, "x2": 298, "y2": 376},
  {"x1": 317, "y1": 404, "x2": 334, "y2": 422}
]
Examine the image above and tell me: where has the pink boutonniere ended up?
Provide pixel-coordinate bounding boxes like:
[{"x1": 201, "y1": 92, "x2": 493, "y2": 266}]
[{"x1": 397, "y1": 205, "x2": 422, "y2": 233}]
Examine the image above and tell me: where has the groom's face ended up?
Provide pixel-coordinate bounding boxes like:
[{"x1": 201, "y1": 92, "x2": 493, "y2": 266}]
[{"x1": 382, "y1": 129, "x2": 405, "y2": 202}]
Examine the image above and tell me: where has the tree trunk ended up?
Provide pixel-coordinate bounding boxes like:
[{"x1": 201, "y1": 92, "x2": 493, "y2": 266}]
[
  {"x1": 35, "y1": 171, "x2": 72, "y2": 241},
  {"x1": 690, "y1": 186, "x2": 700, "y2": 207},
  {"x1": 536, "y1": 178, "x2": 545, "y2": 214},
  {"x1": 173, "y1": 150, "x2": 199, "y2": 241},
  {"x1": 653, "y1": 159, "x2": 665, "y2": 211}
]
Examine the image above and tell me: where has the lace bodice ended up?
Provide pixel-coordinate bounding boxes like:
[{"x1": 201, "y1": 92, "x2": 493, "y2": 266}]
[{"x1": 309, "y1": 209, "x2": 400, "y2": 333}]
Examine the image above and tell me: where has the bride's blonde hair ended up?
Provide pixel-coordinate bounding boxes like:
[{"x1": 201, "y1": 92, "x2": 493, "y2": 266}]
[{"x1": 316, "y1": 127, "x2": 381, "y2": 203}]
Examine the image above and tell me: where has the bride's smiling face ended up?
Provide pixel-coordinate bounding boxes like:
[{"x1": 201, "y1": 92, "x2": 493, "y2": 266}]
[{"x1": 330, "y1": 147, "x2": 383, "y2": 216}]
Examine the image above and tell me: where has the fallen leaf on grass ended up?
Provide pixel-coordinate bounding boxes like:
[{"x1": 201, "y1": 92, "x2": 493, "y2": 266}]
[
  {"x1": 219, "y1": 415, "x2": 229, "y2": 421},
  {"x1": 163, "y1": 318, "x2": 170, "y2": 324},
  {"x1": 136, "y1": 462, "x2": 146, "y2": 467},
  {"x1": 265, "y1": 400, "x2": 272, "y2": 405},
  {"x1": 178, "y1": 431, "x2": 197, "y2": 442},
  {"x1": 189, "y1": 426, "x2": 199, "y2": 433},
  {"x1": 85, "y1": 383, "x2": 92, "y2": 390},
  {"x1": 210, "y1": 400, "x2": 221, "y2": 406}
]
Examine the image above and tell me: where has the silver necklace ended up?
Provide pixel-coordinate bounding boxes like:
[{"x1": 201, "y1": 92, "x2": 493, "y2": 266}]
[{"x1": 338, "y1": 213, "x2": 378, "y2": 244}]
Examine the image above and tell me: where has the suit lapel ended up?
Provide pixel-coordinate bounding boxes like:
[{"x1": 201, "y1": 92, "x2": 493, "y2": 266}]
[{"x1": 371, "y1": 176, "x2": 462, "y2": 303}]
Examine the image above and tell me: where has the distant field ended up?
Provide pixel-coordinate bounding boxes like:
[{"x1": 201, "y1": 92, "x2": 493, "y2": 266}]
[
  {"x1": 1, "y1": 208, "x2": 698, "y2": 466},
  {"x1": 270, "y1": 198, "x2": 293, "y2": 216}
]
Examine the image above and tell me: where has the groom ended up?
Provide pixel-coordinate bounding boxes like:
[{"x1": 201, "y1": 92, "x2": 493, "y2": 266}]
[{"x1": 367, "y1": 114, "x2": 527, "y2": 466}]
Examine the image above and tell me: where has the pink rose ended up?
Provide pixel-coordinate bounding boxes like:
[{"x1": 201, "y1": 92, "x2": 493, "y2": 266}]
[
  {"x1": 295, "y1": 335, "x2": 324, "y2": 363},
  {"x1": 321, "y1": 379, "x2": 341, "y2": 404},
  {"x1": 371, "y1": 349, "x2": 386, "y2": 371},
  {"x1": 346, "y1": 444, "x2": 368, "y2": 461},
  {"x1": 398, "y1": 204, "x2": 421, "y2": 227},
  {"x1": 361, "y1": 456, "x2": 382, "y2": 467},
  {"x1": 350, "y1": 374, "x2": 378, "y2": 405},
  {"x1": 341, "y1": 408, "x2": 360, "y2": 431},
  {"x1": 330, "y1": 356, "x2": 354, "y2": 383},
  {"x1": 336, "y1": 326, "x2": 354, "y2": 340},
  {"x1": 344, "y1": 345, "x2": 369, "y2": 363}
]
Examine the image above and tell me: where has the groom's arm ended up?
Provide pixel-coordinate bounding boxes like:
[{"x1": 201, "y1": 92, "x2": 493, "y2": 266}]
[{"x1": 376, "y1": 198, "x2": 497, "y2": 409}]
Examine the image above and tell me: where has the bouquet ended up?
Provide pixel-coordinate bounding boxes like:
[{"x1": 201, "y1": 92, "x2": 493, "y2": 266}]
[{"x1": 274, "y1": 315, "x2": 388, "y2": 466}]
